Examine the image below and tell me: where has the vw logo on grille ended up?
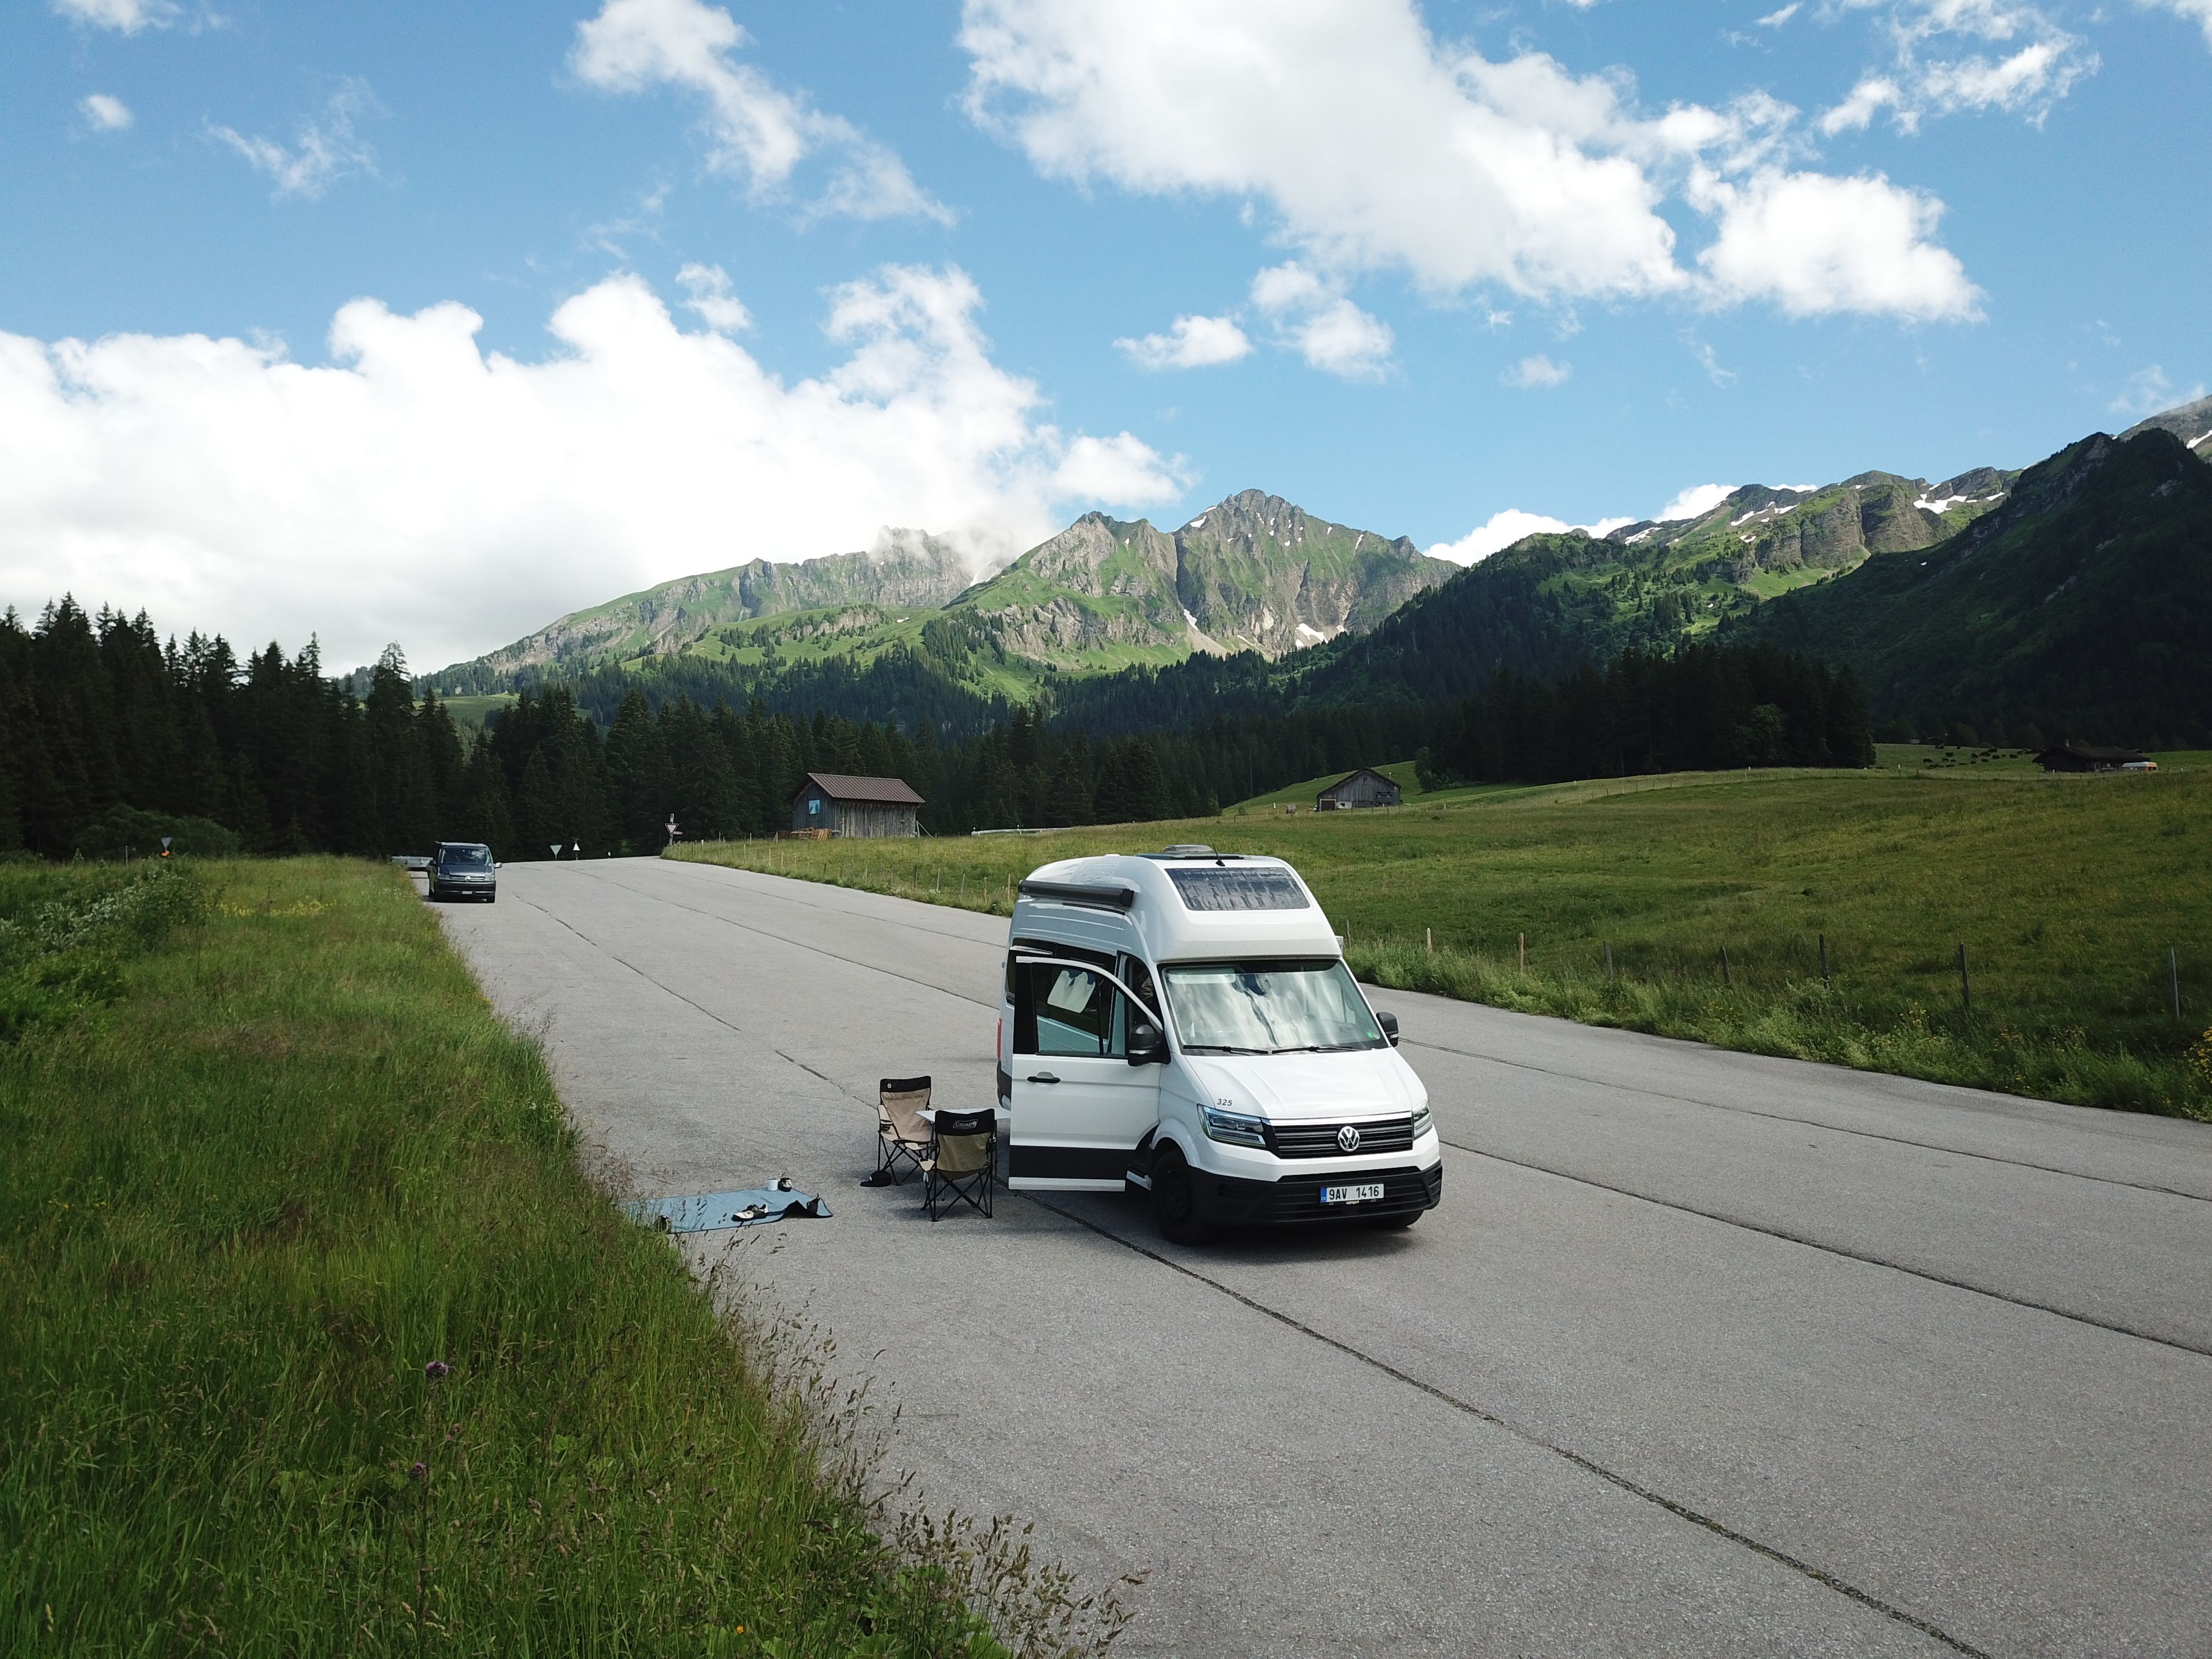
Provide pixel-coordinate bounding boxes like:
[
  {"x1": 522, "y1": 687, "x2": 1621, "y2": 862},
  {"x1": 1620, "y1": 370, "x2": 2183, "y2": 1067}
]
[{"x1": 1336, "y1": 1123, "x2": 1361, "y2": 1153}]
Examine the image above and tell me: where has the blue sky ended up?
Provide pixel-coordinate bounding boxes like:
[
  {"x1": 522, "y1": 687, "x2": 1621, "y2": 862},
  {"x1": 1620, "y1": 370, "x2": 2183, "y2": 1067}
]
[{"x1": 3, "y1": 0, "x2": 2208, "y2": 668}]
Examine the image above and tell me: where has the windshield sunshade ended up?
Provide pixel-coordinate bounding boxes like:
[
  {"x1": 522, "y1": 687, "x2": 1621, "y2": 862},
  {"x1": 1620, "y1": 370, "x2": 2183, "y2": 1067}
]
[
  {"x1": 1161, "y1": 960, "x2": 1382, "y2": 1054},
  {"x1": 1166, "y1": 868, "x2": 1308, "y2": 911}
]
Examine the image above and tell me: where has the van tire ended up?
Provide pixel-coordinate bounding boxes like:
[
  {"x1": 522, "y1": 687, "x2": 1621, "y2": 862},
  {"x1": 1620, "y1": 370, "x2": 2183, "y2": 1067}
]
[{"x1": 1152, "y1": 1144, "x2": 1211, "y2": 1245}]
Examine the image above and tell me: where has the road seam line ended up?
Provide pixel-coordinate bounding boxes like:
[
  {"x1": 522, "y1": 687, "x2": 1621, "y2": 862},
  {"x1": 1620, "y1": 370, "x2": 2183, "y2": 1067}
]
[
  {"x1": 517, "y1": 898, "x2": 862, "y2": 1097},
  {"x1": 573, "y1": 865, "x2": 998, "y2": 1010},
  {"x1": 1032, "y1": 1195, "x2": 1993, "y2": 1659},
  {"x1": 1446, "y1": 1137, "x2": 2212, "y2": 1360},
  {"x1": 1407, "y1": 1035, "x2": 2211, "y2": 1205}
]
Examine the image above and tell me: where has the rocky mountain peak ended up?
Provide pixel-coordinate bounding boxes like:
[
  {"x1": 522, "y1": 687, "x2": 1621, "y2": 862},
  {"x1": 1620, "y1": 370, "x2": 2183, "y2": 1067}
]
[{"x1": 2119, "y1": 392, "x2": 2212, "y2": 454}]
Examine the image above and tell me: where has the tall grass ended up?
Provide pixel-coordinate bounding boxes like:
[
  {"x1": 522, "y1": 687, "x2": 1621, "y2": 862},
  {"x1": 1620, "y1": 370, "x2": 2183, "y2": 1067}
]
[
  {"x1": 1344, "y1": 937, "x2": 2206, "y2": 1116},
  {"x1": 0, "y1": 858, "x2": 1117, "y2": 1656},
  {"x1": 673, "y1": 767, "x2": 2212, "y2": 1117}
]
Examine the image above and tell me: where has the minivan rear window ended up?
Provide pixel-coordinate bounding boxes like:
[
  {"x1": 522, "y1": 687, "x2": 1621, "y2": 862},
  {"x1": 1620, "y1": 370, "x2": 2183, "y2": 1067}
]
[{"x1": 1166, "y1": 868, "x2": 1308, "y2": 911}]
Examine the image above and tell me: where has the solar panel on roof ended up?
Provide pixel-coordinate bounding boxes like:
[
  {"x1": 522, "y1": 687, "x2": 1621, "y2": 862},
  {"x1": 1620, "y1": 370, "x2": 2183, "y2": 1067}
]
[{"x1": 1166, "y1": 868, "x2": 1309, "y2": 911}]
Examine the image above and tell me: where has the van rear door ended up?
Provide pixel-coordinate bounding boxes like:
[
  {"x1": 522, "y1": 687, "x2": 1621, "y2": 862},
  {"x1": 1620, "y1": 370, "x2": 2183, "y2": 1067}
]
[{"x1": 1007, "y1": 956, "x2": 1160, "y2": 1190}]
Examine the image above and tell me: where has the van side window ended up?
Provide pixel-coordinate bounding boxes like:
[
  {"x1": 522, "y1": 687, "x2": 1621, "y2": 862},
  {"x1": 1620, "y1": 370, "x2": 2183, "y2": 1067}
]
[{"x1": 1013, "y1": 962, "x2": 1124, "y2": 1058}]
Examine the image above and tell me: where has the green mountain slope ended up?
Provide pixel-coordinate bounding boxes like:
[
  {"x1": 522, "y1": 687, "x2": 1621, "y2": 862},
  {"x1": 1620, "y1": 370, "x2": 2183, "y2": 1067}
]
[
  {"x1": 1296, "y1": 466, "x2": 2012, "y2": 708},
  {"x1": 430, "y1": 491, "x2": 1455, "y2": 698},
  {"x1": 945, "y1": 490, "x2": 1454, "y2": 671},
  {"x1": 1741, "y1": 427, "x2": 2212, "y2": 745},
  {"x1": 437, "y1": 530, "x2": 972, "y2": 690}
]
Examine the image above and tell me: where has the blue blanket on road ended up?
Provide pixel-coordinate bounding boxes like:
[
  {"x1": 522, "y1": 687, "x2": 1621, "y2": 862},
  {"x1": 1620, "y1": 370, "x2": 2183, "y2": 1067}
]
[{"x1": 623, "y1": 1187, "x2": 832, "y2": 1233}]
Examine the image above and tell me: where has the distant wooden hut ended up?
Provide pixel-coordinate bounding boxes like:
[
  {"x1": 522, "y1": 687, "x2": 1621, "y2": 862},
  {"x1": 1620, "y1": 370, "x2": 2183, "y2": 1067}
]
[
  {"x1": 2033, "y1": 744, "x2": 2153, "y2": 774},
  {"x1": 1316, "y1": 767, "x2": 1403, "y2": 810},
  {"x1": 790, "y1": 772, "x2": 925, "y2": 838}
]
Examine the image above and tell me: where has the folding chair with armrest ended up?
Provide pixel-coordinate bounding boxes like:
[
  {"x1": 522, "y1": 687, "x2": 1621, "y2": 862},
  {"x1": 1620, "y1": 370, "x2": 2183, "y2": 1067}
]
[
  {"x1": 877, "y1": 1076, "x2": 933, "y2": 1184},
  {"x1": 923, "y1": 1108, "x2": 995, "y2": 1221}
]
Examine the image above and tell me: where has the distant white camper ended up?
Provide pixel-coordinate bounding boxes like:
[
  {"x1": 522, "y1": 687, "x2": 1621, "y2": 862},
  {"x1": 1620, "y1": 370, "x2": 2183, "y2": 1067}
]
[{"x1": 997, "y1": 846, "x2": 1441, "y2": 1243}]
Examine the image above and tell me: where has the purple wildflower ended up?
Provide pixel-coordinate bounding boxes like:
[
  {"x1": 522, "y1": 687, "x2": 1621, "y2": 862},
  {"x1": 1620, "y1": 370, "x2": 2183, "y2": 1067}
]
[
  {"x1": 410, "y1": 1461, "x2": 427, "y2": 1482},
  {"x1": 424, "y1": 1360, "x2": 450, "y2": 1381}
]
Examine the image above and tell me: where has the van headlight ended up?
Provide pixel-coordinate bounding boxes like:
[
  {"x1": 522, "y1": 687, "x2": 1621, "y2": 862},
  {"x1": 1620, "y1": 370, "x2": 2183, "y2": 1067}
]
[
  {"x1": 1200, "y1": 1105, "x2": 1270, "y2": 1149},
  {"x1": 1410, "y1": 1101, "x2": 1434, "y2": 1138}
]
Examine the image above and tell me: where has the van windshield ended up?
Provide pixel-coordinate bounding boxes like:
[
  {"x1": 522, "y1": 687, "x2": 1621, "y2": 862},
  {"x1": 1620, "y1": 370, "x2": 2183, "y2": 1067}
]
[
  {"x1": 1160, "y1": 960, "x2": 1384, "y2": 1055},
  {"x1": 439, "y1": 846, "x2": 492, "y2": 868}
]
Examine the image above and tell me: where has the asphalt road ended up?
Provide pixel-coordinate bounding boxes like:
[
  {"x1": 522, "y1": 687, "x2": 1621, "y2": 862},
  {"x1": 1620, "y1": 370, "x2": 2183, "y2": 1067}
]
[{"x1": 437, "y1": 857, "x2": 2212, "y2": 1658}]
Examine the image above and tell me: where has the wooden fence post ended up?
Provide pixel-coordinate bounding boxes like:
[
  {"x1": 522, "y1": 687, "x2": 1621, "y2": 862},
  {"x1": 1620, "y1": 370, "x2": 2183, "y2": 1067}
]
[
  {"x1": 1518, "y1": 933, "x2": 1526, "y2": 972},
  {"x1": 2170, "y1": 947, "x2": 2182, "y2": 1021},
  {"x1": 1604, "y1": 942, "x2": 1614, "y2": 980},
  {"x1": 1719, "y1": 945, "x2": 1731, "y2": 987},
  {"x1": 1958, "y1": 943, "x2": 1971, "y2": 1011},
  {"x1": 1819, "y1": 933, "x2": 1830, "y2": 986},
  {"x1": 1425, "y1": 927, "x2": 1433, "y2": 954}
]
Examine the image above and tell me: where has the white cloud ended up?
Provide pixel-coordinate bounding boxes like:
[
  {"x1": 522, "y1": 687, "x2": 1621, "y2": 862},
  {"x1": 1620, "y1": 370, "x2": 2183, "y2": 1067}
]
[
  {"x1": 209, "y1": 81, "x2": 380, "y2": 201},
  {"x1": 962, "y1": 1, "x2": 1687, "y2": 304},
  {"x1": 571, "y1": 0, "x2": 950, "y2": 224},
  {"x1": 1502, "y1": 353, "x2": 1571, "y2": 389},
  {"x1": 1248, "y1": 263, "x2": 1394, "y2": 380},
  {"x1": 2110, "y1": 365, "x2": 2207, "y2": 418},
  {"x1": 1115, "y1": 313, "x2": 1252, "y2": 370},
  {"x1": 1759, "y1": 5, "x2": 1801, "y2": 24},
  {"x1": 1692, "y1": 166, "x2": 1982, "y2": 321},
  {"x1": 52, "y1": 0, "x2": 176, "y2": 32},
  {"x1": 0, "y1": 266, "x2": 1186, "y2": 671},
  {"x1": 1657, "y1": 483, "x2": 1735, "y2": 520},
  {"x1": 958, "y1": 0, "x2": 1982, "y2": 325},
  {"x1": 1819, "y1": 78, "x2": 1903, "y2": 134},
  {"x1": 1822, "y1": 2, "x2": 2097, "y2": 134},
  {"x1": 1433, "y1": 480, "x2": 1755, "y2": 563},
  {"x1": 1682, "y1": 331, "x2": 1738, "y2": 386},
  {"x1": 78, "y1": 93, "x2": 134, "y2": 133},
  {"x1": 1430, "y1": 507, "x2": 1633, "y2": 564},
  {"x1": 675, "y1": 262, "x2": 751, "y2": 332},
  {"x1": 2139, "y1": 0, "x2": 2212, "y2": 48}
]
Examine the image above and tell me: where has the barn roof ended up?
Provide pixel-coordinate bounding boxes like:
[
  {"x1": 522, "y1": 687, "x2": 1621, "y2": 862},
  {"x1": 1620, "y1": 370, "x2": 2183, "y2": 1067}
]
[
  {"x1": 2035, "y1": 743, "x2": 2149, "y2": 766},
  {"x1": 1318, "y1": 767, "x2": 1399, "y2": 794},
  {"x1": 796, "y1": 771, "x2": 925, "y2": 806}
]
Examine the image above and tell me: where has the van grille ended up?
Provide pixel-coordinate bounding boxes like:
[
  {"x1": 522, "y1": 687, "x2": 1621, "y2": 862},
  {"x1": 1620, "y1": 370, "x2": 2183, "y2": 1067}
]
[
  {"x1": 1267, "y1": 1116, "x2": 1416, "y2": 1158},
  {"x1": 1237, "y1": 1164, "x2": 1442, "y2": 1223}
]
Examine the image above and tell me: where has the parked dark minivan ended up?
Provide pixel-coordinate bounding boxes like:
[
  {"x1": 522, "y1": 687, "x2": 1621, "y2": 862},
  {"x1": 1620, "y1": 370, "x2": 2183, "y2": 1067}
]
[{"x1": 429, "y1": 842, "x2": 497, "y2": 903}]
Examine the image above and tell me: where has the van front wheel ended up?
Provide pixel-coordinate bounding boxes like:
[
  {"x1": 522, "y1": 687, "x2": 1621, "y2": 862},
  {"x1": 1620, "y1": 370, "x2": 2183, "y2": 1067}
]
[{"x1": 1152, "y1": 1145, "x2": 1211, "y2": 1245}]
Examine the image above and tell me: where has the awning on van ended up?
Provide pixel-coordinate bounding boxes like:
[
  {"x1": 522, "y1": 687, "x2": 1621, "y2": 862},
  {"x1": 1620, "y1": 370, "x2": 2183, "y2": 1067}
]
[{"x1": 1017, "y1": 878, "x2": 1138, "y2": 912}]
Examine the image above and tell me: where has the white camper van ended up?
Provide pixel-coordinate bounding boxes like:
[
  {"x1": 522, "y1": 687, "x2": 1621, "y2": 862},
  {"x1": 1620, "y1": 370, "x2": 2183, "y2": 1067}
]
[{"x1": 997, "y1": 845, "x2": 1441, "y2": 1243}]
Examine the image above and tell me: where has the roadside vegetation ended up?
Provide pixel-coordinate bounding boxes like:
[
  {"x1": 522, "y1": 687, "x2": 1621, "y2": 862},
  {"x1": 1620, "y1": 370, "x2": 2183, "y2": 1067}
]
[
  {"x1": 1, "y1": 857, "x2": 1105, "y2": 1656},
  {"x1": 675, "y1": 766, "x2": 2212, "y2": 1119}
]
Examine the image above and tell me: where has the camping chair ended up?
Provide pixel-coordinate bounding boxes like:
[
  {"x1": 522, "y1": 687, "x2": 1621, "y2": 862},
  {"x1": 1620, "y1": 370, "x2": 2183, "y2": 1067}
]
[
  {"x1": 877, "y1": 1076, "x2": 934, "y2": 1185},
  {"x1": 923, "y1": 1108, "x2": 996, "y2": 1222}
]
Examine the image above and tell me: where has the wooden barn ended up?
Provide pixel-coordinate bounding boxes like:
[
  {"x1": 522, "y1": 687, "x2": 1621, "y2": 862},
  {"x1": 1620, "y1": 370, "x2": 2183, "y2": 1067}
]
[
  {"x1": 1316, "y1": 767, "x2": 1404, "y2": 810},
  {"x1": 790, "y1": 772, "x2": 926, "y2": 838},
  {"x1": 2033, "y1": 744, "x2": 2153, "y2": 774}
]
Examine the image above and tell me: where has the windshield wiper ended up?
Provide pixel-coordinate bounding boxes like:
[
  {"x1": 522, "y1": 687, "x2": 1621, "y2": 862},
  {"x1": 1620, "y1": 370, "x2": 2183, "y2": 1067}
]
[{"x1": 1182, "y1": 1044, "x2": 1270, "y2": 1055}]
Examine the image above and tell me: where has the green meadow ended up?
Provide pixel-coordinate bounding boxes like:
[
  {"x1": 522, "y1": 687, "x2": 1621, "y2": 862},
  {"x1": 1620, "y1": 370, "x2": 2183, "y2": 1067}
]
[
  {"x1": 0, "y1": 858, "x2": 1100, "y2": 1657},
  {"x1": 677, "y1": 764, "x2": 2212, "y2": 1118}
]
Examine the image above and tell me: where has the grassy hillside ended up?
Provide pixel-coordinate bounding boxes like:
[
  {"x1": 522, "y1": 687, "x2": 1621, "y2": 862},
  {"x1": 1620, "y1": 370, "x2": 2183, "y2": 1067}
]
[
  {"x1": 674, "y1": 767, "x2": 2212, "y2": 1117},
  {"x1": 0, "y1": 858, "x2": 1094, "y2": 1655},
  {"x1": 1745, "y1": 429, "x2": 2212, "y2": 745},
  {"x1": 1226, "y1": 759, "x2": 1428, "y2": 811}
]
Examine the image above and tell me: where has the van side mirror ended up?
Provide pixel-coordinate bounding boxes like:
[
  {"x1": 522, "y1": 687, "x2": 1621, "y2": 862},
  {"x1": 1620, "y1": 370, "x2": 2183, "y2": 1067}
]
[
  {"x1": 1376, "y1": 1012, "x2": 1400, "y2": 1048},
  {"x1": 1127, "y1": 1018, "x2": 1168, "y2": 1066}
]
